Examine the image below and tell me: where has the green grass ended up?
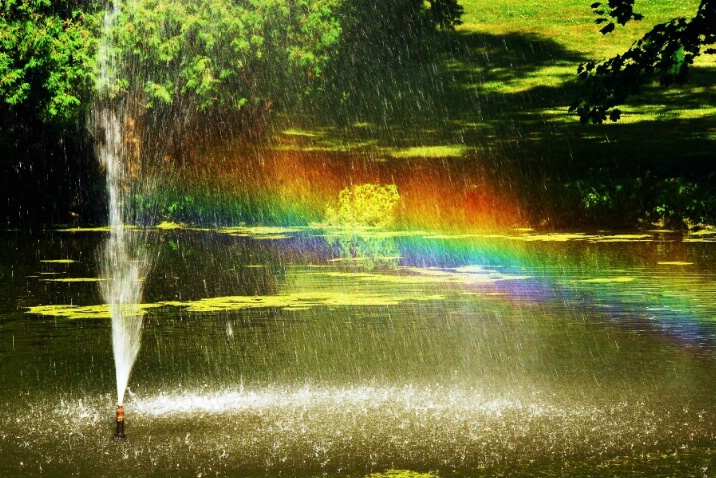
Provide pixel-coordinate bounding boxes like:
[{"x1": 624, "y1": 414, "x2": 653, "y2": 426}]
[
  {"x1": 459, "y1": 0, "x2": 702, "y2": 56},
  {"x1": 275, "y1": 0, "x2": 716, "y2": 228}
]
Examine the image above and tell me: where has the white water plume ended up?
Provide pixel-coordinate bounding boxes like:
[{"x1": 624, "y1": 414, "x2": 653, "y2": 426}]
[
  {"x1": 100, "y1": 224, "x2": 146, "y2": 406},
  {"x1": 95, "y1": 0, "x2": 147, "y2": 406}
]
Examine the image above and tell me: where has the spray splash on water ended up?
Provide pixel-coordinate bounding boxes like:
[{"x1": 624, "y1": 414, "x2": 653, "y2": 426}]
[{"x1": 94, "y1": 0, "x2": 147, "y2": 410}]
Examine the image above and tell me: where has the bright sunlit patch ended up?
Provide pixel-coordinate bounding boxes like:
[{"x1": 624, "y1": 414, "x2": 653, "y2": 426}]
[
  {"x1": 27, "y1": 304, "x2": 155, "y2": 319},
  {"x1": 425, "y1": 231, "x2": 661, "y2": 243},
  {"x1": 432, "y1": 231, "x2": 670, "y2": 243},
  {"x1": 162, "y1": 291, "x2": 446, "y2": 313},
  {"x1": 388, "y1": 145, "x2": 468, "y2": 159},
  {"x1": 313, "y1": 266, "x2": 530, "y2": 285},
  {"x1": 327, "y1": 256, "x2": 402, "y2": 263},
  {"x1": 40, "y1": 259, "x2": 77, "y2": 264},
  {"x1": 281, "y1": 128, "x2": 320, "y2": 138},
  {"x1": 155, "y1": 221, "x2": 184, "y2": 230},
  {"x1": 367, "y1": 471, "x2": 439, "y2": 478},
  {"x1": 56, "y1": 226, "x2": 111, "y2": 232},
  {"x1": 320, "y1": 227, "x2": 425, "y2": 240},
  {"x1": 589, "y1": 234, "x2": 652, "y2": 242},
  {"x1": 658, "y1": 261, "x2": 694, "y2": 266},
  {"x1": 217, "y1": 225, "x2": 306, "y2": 239},
  {"x1": 576, "y1": 276, "x2": 636, "y2": 284},
  {"x1": 424, "y1": 233, "x2": 509, "y2": 240},
  {"x1": 689, "y1": 227, "x2": 716, "y2": 236},
  {"x1": 27, "y1": 290, "x2": 447, "y2": 319},
  {"x1": 693, "y1": 227, "x2": 716, "y2": 235},
  {"x1": 516, "y1": 233, "x2": 588, "y2": 242}
]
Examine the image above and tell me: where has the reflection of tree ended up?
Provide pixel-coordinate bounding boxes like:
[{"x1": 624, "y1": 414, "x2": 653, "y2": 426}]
[
  {"x1": 325, "y1": 230, "x2": 400, "y2": 271},
  {"x1": 323, "y1": 183, "x2": 402, "y2": 270}
]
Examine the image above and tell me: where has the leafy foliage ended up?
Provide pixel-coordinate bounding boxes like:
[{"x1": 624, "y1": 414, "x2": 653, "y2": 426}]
[
  {"x1": 1, "y1": 0, "x2": 462, "y2": 123},
  {"x1": 428, "y1": 0, "x2": 465, "y2": 30},
  {"x1": 571, "y1": 0, "x2": 716, "y2": 123},
  {"x1": 563, "y1": 172, "x2": 716, "y2": 228},
  {"x1": 0, "y1": 0, "x2": 100, "y2": 122},
  {"x1": 590, "y1": 0, "x2": 644, "y2": 35},
  {"x1": 106, "y1": 0, "x2": 342, "y2": 112},
  {"x1": 366, "y1": 470, "x2": 439, "y2": 478},
  {"x1": 325, "y1": 184, "x2": 401, "y2": 228}
]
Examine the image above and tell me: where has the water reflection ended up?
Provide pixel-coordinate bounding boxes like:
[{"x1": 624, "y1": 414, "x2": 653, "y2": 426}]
[{"x1": 1, "y1": 229, "x2": 716, "y2": 476}]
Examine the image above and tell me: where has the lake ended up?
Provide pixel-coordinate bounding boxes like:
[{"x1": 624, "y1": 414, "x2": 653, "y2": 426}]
[{"x1": 1, "y1": 227, "x2": 715, "y2": 477}]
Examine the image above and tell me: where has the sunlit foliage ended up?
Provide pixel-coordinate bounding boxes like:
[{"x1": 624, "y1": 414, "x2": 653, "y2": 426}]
[
  {"x1": 106, "y1": 0, "x2": 342, "y2": 112},
  {"x1": 366, "y1": 470, "x2": 439, "y2": 478},
  {"x1": 0, "y1": 0, "x2": 100, "y2": 123},
  {"x1": 325, "y1": 183, "x2": 401, "y2": 228},
  {"x1": 0, "y1": 0, "x2": 463, "y2": 123}
]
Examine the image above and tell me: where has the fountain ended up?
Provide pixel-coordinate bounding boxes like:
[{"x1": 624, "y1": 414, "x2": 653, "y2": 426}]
[{"x1": 94, "y1": 0, "x2": 147, "y2": 439}]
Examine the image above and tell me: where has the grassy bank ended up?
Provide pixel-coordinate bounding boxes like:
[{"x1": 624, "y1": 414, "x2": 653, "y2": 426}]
[{"x1": 259, "y1": 0, "x2": 716, "y2": 230}]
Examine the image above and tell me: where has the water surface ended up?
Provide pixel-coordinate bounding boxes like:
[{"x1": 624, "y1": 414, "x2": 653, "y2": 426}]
[{"x1": 1, "y1": 228, "x2": 715, "y2": 477}]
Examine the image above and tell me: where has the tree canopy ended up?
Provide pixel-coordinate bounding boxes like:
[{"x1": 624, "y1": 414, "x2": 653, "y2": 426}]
[
  {"x1": 570, "y1": 0, "x2": 716, "y2": 123},
  {"x1": 0, "y1": 0, "x2": 464, "y2": 224},
  {"x1": 1, "y1": 0, "x2": 464, "y2": 127},
  {"x1": 0, "y1": 0, "x2": 99, "y2": 124},
  {"x1": 110, "y1": 0, "x2": 343, "y2": 111}
]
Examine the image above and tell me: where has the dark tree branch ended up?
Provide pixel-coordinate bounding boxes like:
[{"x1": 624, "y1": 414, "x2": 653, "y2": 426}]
[{"x1": 571, "y1": 0, "x2": 716, "y2": 124}]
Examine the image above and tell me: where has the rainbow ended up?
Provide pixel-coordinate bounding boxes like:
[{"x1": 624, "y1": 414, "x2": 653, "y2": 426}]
[{"x1": 147, "y1": 148, "x2": 525, "y2": 229}]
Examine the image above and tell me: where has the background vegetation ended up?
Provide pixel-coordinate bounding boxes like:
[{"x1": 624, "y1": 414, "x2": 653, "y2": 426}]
[
  {"x1": 0, "y1": 0, "x2": 714, "y2": 229},
  {"x1": 281, "y1": 0, "x2": 716, "y2": 229}
]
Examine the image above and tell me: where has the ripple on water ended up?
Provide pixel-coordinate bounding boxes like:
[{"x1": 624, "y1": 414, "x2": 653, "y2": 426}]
[{"x1": 2, "y1": 384, "x2": 714, "y2": 476}]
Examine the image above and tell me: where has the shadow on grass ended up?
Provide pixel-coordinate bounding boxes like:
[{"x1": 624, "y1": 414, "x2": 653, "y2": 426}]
[
  {"x1": 294, "y1": 29, "x2": 589, "y2": 146},
  {"x1": 297, "y1": 27, "x2": 715, "y2": 154},
  {"x1": 283, "y1": 26, "x2": 716, "y2": 227}
]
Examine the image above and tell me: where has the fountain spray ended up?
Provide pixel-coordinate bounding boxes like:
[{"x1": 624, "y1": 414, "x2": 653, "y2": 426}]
[
  {"x1": 95, "y1": 0, "x2": 148, "y2": 440},
  {"x1": 113, "y1": 404, "x2": 127, "y2": 440}
]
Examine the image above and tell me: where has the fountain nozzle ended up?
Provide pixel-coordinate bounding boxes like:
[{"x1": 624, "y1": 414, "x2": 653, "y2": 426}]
[{"x1": 113, "y1": 404, "x2": 127, "y2": 440}]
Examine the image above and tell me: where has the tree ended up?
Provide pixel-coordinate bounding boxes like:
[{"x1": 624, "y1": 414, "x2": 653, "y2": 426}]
[
  {"x1": 1, "y1": 0, "x2": 464, "y2": 127},
  {"x1": 570, "y1": 0, "x2": 716, "y2": 124},
  {"x1": 427, "y1": 0, "x2": 464, "y2": 30},
  {"x1": 0, "y1": 0, "x2": 461, "y2": 224},
  {"x1": 0, "y1": 0, "x2": 344, "y2": 127},
  {"x1": 0, "y1": 0, "x2": 100, "y2": 123},
  {"x1": 0, "y1": 1, "x2": 102, "y2": 225},
  {"x1": 109, "y1": 0, "x2": 341, "y2": 111}
]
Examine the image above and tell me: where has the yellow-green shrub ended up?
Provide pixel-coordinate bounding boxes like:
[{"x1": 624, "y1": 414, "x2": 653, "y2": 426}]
[{"x1": 325, "y1": 183, "x2": 400, "y2": 228}]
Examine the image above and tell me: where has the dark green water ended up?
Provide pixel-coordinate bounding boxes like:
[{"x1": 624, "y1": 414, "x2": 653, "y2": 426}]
[{"x1": 1, "y1": 228, "x2": 716, "y2": 477}]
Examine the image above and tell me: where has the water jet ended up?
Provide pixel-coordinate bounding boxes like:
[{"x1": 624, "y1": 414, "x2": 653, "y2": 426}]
[{"x1": 94, "y1": 0, "x2": 149, "y2": 438}]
